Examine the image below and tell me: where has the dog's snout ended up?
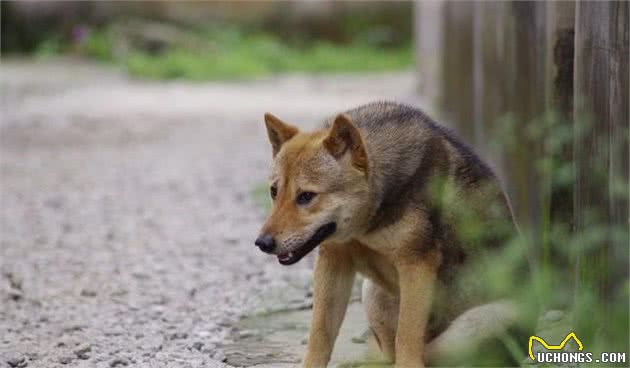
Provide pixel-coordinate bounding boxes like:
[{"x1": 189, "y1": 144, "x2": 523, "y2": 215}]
[{"x1": 255, "y1": 234, "x2": 276, "y2": 253}]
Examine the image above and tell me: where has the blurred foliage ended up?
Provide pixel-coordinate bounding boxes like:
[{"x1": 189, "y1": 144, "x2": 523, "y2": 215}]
[
  {"x1": 25, "y1": 19, "x2": 412, "y2": 80},
  {"x1": 1, "y1": 1, "x2": 413, "y2": 54},
  {"x1": 81, "y1": 30, "x2": 116, "y2": 61},
  {"x1": 262, "y1": 4, "x2": 413, "y2": 48},
  {"x1": 33, "y1": 36, "x2": 64, "y2": 58},
  {"x1": 123, "y1": 38, "x2": 412, "y2": 80},
  {"x1": 490, "y1": 111, "x2": 629, "y2": 361}
]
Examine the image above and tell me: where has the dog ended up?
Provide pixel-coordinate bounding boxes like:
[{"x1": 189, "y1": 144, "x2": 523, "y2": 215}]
[{"x1": 255, "y1": 101, "x2": 532, "y2": 367}]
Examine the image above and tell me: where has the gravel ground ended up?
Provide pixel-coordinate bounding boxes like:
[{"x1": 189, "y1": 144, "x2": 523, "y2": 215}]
[{"x1": 0, "y1": 59, "x2": 421, "y2": 368}]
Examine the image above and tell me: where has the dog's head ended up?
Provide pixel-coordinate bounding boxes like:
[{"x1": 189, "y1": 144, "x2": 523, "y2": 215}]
[{"x1": 255, "y1": 112, "x2": 370, "y2": 265}]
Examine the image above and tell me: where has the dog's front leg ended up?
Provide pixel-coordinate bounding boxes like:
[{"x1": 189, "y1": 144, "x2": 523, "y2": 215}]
[
  {"x1": 394, "y1": 259, "x2": 437, "y2": 368},
  {"x1": 303, "y1": 244, "x2": 355, "y2": 368}
]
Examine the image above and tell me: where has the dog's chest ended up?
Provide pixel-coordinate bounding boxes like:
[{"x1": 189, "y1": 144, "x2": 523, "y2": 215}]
[{"x1": 350, "y1": 242, "x2": 399, "y2": 295}]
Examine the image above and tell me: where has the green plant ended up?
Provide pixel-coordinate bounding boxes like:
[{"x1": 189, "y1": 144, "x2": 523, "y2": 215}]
[
  {"x1": 34, "y1": 36, "x2": 64, "y2": 58},
  {"x1": 82, "y1": 30, "x2": 115, "y2": 61},
  {"x1": 31, "y1": 23, "x2": 413, "y2": 81}
]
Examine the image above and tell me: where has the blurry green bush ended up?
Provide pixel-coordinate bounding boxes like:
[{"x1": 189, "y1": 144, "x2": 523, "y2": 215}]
[
  {"x1": 488, "y1": 112, "x2": 629, "y2": 361},
  {"x1": 29, "y1": 20, "x2": 413, "y2": 80}
]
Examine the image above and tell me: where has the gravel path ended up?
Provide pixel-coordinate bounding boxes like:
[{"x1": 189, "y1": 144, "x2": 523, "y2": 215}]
[{"x1": 0, "y1": 58, "x2": 420, "y2": 368}]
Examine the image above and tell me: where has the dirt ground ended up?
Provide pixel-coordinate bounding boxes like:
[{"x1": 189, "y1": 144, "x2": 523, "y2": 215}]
[{"x1": 0, "y1": 59, "x2": 420, "y2": 368}]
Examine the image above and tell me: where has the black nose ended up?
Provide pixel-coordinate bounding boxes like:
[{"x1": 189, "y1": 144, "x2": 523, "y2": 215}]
[{"x1": 255, "y1": 234, "x2": 276, "y2": 253}]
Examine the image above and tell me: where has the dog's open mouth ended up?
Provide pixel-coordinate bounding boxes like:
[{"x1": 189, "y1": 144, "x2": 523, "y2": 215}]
[{"x1": 277, "y1": 222, "x2": 336, "y2": 266}]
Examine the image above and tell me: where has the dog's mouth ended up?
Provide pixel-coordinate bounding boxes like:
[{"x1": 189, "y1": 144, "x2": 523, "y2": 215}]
[{"x1": 277, "y1": 222, "x2": 337, "y2": 266}]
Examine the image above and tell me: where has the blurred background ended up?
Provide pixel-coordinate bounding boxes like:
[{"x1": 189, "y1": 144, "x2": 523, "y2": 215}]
[
  {"x1": 1, "y1": 1, "x2": 414, "y2": 78},
  {"x1": 1, "y1": 1, "x2": 627, "y2": 367}
]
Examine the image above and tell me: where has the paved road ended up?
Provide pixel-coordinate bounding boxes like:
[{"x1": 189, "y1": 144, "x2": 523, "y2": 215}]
[{"x1": 0, "y1": 59, "x2": 420, "y2": 368}]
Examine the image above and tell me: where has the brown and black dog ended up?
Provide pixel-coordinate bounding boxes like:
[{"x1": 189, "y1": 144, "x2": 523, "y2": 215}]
[{"x1": 256, "y1": 102, "x2": 531, "y2": 367}]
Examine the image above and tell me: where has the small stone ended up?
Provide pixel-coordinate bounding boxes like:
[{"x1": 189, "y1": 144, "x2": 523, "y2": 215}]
[
  {"x1": 80, "y1": 289, "x2": 97, "y2": 297},
  {"x1": 200, "y1": 341, "x2": 217, "y2": 354},
  {"x1": 7, "y1": 288, "x2": 23, "y2": 301},
  {"x1": 5, "y1": 272, "x2": 23, "y2": 291},
  {"x1": 191, "y1": 341, "x2": 203, "y2": 351},
  {"x1": 151, "y1": 305, "x2": 165, "y2": 315},
  {"x1": 109, "y1": 358, "x2": 129, "y2": 367},
  {"x1": 105, "y1": 326, "x2": 125, "y2": 336},
  {"x1": 238, "y1": 330, "x2": 256, "y2": 339},
  {"x1": 74, "y1": 343, "x2": 91, "y2": 359},
  {"x1": 189, "y1": 358, "x2": 204, "y2": 368},
  {"x1": 7, "y1": 355, "x2": 26, "y2": 368},
  {"x1": 58, "y1": 356, "x2": 73, "y2": 365},
  {"x1": 212, "y1": 351, "x2": 226, "y2": 362},
  {"x1": 169, "y1": 332, "x2": 188, "y2": 340},
  {"x1": 63, "y1": 324, "x2": 85, "y2": 333},
  {"x1": 196, "y1": 331, "x2": 210, "y2": 338},
  {"x1": 153, "y1": 344, "x2": 162, "y2": 352}
]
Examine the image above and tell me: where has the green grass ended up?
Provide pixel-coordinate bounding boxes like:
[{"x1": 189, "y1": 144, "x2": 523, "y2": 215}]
[
  {"x1": 68, "y1": 26, "x2": 413, "y2": 81},
  {"x1": 124, "y1": 39, "x2": 412, "y2": 81}
]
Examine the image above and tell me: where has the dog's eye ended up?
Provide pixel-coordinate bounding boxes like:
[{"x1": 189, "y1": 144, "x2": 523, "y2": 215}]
[
  {"x1": 270, "y1": 186, "x2": 277, "y2": 200},
  {"x1": 296, "y1": 191, "x2": 317, "y2": 205}
]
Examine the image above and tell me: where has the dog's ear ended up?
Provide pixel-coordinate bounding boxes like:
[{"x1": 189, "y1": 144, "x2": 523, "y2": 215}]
[
  {"x1": 323, "y1": 114, "x2": 368, "y2": 173},
  {"x1": 264, "y1": 113, "x2": 299, "y2": 157}
]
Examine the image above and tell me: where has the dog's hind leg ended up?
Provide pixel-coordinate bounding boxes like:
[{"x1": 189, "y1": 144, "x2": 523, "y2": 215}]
[
  {"x1": 425, "y1": 301, "x2": 523, "y2": 366},
  {"x1": 362, "y1": 278, "x2": 399, "y2": 362}
]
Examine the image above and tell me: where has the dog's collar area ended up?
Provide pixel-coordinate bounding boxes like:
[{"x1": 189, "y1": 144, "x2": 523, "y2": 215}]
[{"x1": 277, "y1": 222, "x2": 336, "y2": 265}]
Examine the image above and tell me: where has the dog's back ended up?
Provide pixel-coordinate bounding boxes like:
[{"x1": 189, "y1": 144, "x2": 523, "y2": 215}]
[{"x1": 326, "y1": 101, "x2": 515, "y2": 243}]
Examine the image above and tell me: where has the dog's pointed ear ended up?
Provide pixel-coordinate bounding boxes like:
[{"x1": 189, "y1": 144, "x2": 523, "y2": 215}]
[
  {"x1": 264, "y1": 113, "x2": 299, "y2": 157},
  {"x1": 323, "y1": 114, "x2": 368, "y2": 173}
]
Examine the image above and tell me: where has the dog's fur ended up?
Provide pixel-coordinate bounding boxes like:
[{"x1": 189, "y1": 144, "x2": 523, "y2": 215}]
[{"x1": 257, "y1": 102, "x2": 530, "y2": 367}]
